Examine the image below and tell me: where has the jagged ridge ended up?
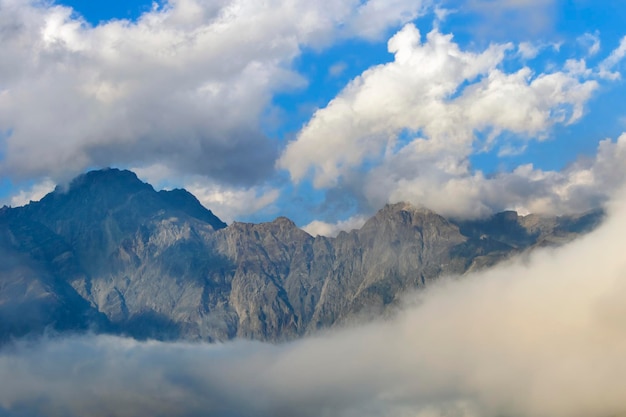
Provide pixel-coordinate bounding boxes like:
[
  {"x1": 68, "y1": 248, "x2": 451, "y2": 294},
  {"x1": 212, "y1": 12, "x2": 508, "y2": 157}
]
[{"x1": 0, "y1": 169, "x2": 604, "y2": 342}]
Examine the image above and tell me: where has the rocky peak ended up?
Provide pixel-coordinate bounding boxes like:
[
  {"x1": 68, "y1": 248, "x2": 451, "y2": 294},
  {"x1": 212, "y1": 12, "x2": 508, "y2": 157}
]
[
  {"x1": 29, "y1": 168, "x2": 155, "y2": 219},
  {"x1": 361, "y1": 202, "x2": 450, "y2": 233},
  {"x1": 269, "y1": 216, "x2": 299, "y2": 230},
  {"x1": 68, "y1": 168, "x2": 152, "y2": 193},
  {"x1": 41, "y1": 168, "x2": 153, "y2": 207},
  {"x1": 22, "y1": 168, "x2": 225, "y2": 229}
]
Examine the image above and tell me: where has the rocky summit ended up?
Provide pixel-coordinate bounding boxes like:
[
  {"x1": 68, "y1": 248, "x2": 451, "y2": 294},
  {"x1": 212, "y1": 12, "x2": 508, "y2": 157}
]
[{"x1": 0, "y1": 169, "x2": 604, "y2": 343}]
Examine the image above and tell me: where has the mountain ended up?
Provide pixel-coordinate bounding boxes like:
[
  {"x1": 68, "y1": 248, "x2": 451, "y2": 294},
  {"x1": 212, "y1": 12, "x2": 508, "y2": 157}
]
[{"x1": 0, "y1": 169, "x2": 604, "y2": 343}]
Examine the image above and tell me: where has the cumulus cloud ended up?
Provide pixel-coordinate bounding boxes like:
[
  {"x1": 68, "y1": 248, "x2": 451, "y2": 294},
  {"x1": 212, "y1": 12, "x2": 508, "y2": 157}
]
[
  {"x1": 279, "y1": 24, "x2": 516, "y2": 187},
  {"x1": 0, "y1": 0, "x2": 429, "y2": 186},
  {"x1": 363, "y1": 134, "x2": 626, "y2": 218},
  {"x1": 279, "y1": 24, "x2": 597, "y2": 187},
  {"x1": 2, "y1": 185, "x2": 626, "y2": 417},
  {"x1": 277, "y1": 23, "x2": 613, "y2": 218}
]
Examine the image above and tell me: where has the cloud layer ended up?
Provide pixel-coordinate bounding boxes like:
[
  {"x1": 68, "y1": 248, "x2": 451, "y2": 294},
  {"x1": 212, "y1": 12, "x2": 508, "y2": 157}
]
[
  {"x1": 2, "y1": 186, "x2": 626, "y2": 417},
  {"x1": 0, "y1": 0, "x2": 428, "y2": 186}
]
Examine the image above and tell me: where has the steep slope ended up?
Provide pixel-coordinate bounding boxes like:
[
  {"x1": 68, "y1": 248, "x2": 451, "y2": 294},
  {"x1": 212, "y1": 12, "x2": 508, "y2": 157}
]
[
  {"x1": 307, "y1": 203, "x2": 468, "y2": 330},
  {"x1": 0, "y1": 207, "x2": 107, "y2": 342},
  {"x1": 8, "y1": 169, "x2": 231, "y2": 341},
  {"x1": 0, "y1": 169, "x2": 605, "y2": 343}
]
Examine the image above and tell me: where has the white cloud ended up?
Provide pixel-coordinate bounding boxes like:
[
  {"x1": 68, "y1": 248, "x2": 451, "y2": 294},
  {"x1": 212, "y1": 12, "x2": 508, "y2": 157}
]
[
  {"x1": 517, "y1": 42, "x2": 539, "y2": 59},
  {"x1": 185, "y1": 182, "x2": 281, "y2": 223},
  {"x1": 598, "y1": 36, "x2": 626, "y2": 80},
  {"x1": 517, "y1": 41, "x2": 562, "y2": 60},
  {"x1": 132, "y1": 163, "x2": 180, "y2": 189},
  {"x1": 433, "y1": 6, "x2": 455, "y2": 23},
  {"x1": 363, "y1": 134, "x2": 626, "y2": 219},
  {"x1": 2, "y1": 186, "x2": 626, "y2": 417},
  {"x1": 279, "y1": 24, "x2": 519, "y2": 187},
  {"x1": 564, "y1": 58, "x2": 592, "y2": 77},
  {"x1": 6, "y1": 179, "x2": 55, "y2": 207},
  {"x1": 302, "y1": 214, "x2": 368, "y2": 237},
  {"x1": 345, "y1": 0, "x2": 432, "y2": 40},
  {"x1": 276, "y1": 24, "x2": 626, "y2": 220},
  {"x1": 279, "y1": 24, "x2": 597, "y2": 191},
  {"x1": 0, "y1": 0, "x2": 429, "y2": 186}
]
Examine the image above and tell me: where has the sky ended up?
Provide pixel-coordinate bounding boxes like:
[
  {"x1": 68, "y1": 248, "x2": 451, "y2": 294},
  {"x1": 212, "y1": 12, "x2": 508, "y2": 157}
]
[{"x1": 1, "y1": 0, "x2": 626, "y2": 235}]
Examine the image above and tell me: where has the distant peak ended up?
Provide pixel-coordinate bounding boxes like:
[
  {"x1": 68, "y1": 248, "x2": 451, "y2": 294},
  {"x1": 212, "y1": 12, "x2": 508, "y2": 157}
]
[
  {"x1": 381, "y1": 202, "x2": 437, "y2": 216},
  {"x1": 69, "y1": 168, "x2": 150, "y2": 190},
  {"x1": 357, "y1": 202, "x2": 445, "y2": 232},
  {"x1": 272, "y1": 216, "x2": 297, "y2": 227},
  {"x1": 33, "y1": 169, "x2": 154, "y2": 206},
  {"x1": 21, "y1": 168, "x2": 227, "y2": 231}
]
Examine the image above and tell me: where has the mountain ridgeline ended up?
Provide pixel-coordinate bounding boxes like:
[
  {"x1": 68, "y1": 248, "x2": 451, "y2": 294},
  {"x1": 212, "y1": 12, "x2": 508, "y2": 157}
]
[{"x1": 0, "y1": 169, "x2": 603, "y2": 343}]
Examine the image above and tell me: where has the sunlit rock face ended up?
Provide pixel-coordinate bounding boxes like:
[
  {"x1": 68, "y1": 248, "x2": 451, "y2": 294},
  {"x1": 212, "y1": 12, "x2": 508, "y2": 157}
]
[{"x1": 0, "y1": 169, "x2": 604, "y2": 343}]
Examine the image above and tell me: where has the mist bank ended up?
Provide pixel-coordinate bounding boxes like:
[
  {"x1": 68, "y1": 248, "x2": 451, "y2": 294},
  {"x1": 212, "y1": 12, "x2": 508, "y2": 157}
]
[{"x1": 1, "y1": 191, "x2": 626, "y2": 417}]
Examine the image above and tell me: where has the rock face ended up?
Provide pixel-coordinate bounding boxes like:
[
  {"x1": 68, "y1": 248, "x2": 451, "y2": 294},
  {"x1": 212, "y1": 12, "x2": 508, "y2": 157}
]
[{"x1": 0, "y1": 169, "x2": 604, "y2": 342}]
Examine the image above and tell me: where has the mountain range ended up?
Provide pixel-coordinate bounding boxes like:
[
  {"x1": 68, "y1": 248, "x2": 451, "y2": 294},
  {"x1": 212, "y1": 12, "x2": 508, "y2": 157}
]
[{"x1": 0, "y1": 168, "x2": 603, "y2": 343}]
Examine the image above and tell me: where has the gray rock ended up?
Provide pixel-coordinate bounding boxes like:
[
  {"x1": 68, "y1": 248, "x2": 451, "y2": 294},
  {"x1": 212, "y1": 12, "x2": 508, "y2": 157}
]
[{"x1": 0, "y1": 169, "x2": 605, "y2": 343}]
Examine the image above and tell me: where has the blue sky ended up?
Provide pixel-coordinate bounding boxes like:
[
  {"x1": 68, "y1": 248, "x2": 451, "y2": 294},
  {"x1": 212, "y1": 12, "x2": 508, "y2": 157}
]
[{"x1": 1, "y1": 0, "x2": 626, "y2": 235}]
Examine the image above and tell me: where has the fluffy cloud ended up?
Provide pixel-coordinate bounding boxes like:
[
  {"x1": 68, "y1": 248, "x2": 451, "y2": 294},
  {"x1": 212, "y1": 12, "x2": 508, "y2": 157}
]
[
  {"x1": 0, "y1": 0, "x2": 429, "y2": 186},
  {"x1": 278, "y1": 24, "x2": 626, "y2": 219},
  {"x1": 302, "y1": 213, "x2": 368, "y2": 237},
  {"x1": 279, "y1": 24, "x2": 517, "y2": 187},
  {"x1": 2, "y1": 186, "x2": 626, "y2": 417},
  {"x1": 185, "y1": 181, "x2": 280, "y2": 223},
  {"x1": 279, "y1": 24, "x2": 596, "y2": 188},
  {"x1": 363, "y1": 134, "x2": 626, "y2": 218}
]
